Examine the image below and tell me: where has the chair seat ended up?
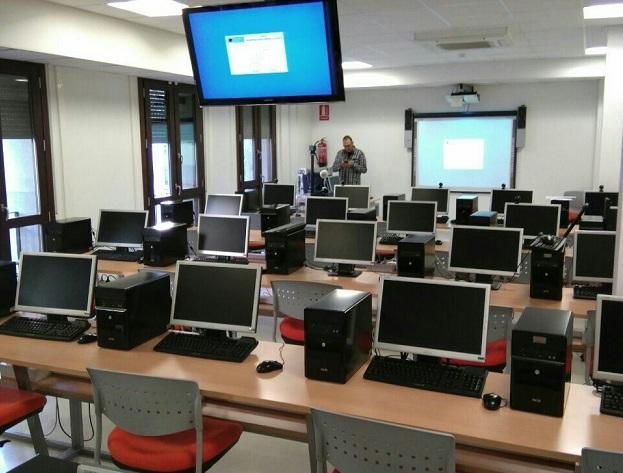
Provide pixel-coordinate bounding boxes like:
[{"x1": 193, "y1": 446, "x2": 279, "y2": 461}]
[
  {"x1": 279, "y1": 316, "x2": 304, "y2": 344},
  {"x1": 448, "y1": 339, "x2": 507, "y2": 368},
  {"x1": 108, "y1": 416, "x2": 243, "y2": 473},
  {"x1": 0, "y1": 386, "x2": 47, "y2": 431}
]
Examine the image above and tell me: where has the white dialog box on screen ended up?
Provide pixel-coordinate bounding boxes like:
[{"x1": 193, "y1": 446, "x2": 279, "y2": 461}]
[
  {"x1": 225, "y1": 32, "x2": 288, "y2": 75},
  {"x1": 443, "y1": 139, "x2": 485, "y2": 170}
]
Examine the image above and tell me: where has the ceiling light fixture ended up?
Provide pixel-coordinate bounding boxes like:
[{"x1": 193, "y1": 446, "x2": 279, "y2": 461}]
[
  {"x1": 342, "y1": 61, "x2": 373, "y2": 70},
  {"x1": 583, "y1": 3, "x2": 623, "y2": 19},
  {"x1": 108, "y1": 0, "x2": 188, "y2": 17},
  {"x1": 585, "y1": 46, "x2": 608, "y2": 55}
]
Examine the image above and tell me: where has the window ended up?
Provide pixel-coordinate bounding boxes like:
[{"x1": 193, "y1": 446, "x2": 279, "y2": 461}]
[{"x1": 138, "y1": 79, "x2": 205, "y2": 224}]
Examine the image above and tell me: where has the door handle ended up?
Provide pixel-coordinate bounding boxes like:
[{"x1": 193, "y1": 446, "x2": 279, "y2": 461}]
[{"x1": 175, "y1": 184, "x2": 182, "y2": 196}]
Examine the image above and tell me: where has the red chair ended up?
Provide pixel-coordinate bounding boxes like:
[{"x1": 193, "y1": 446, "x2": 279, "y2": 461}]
[{"x1": 0, "y1": 386, "x2": 48, "y2": 455}]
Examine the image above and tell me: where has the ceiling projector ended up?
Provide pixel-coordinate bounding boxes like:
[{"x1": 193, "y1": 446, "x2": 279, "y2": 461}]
[{"x1": 445, "y1": 84, "x2": 480, "y2": 107}]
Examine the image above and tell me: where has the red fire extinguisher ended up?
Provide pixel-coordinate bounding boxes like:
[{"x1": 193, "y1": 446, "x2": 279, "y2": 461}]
[{"x1": 316, "y1": 138, "x2": 328, "y2": 166}]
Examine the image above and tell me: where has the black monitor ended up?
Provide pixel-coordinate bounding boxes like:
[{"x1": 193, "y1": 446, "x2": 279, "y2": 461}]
[
  {"x1": 584, "y1": 191, "x2": 618, "y2": 216},
  {"x1": 593, "y1": 295, "x2": 623, "y2": 384},
  {"x1": 95, "y1": 210, "x2": 148, "y2": 248},
  {"x1": 410, "y1": 187, "x2": 449, "y2": 214},
  {"x1": 197, "y1": 214, "x2": 249, "y2": 257},
  {"x1": 375, "y1": 276, "x2": 489, "y2": 363},
  {"x1": 305, "y1": 196, "x2": 348, "y2": 225},
  {"x1": 386, "y1": 201, "x2": 436, "y2": 234},
  {"x1": 448, "y1": 226, "x2": 523, "y2": 277},
  {"x1": 573, "y1": 231, "x2": 616, "y2": 283},
  {"x1": 504, "y1": 203, "x2": 561, "y2": 238},
  {"x1": 263, "y1": 183, "x2": 295, "y2": 206},
  {"x1": 15, "y1": 252, "x2": 97, "y2": 319},
  {"x1": 205, "y1": 194, "x2": 243, "y2": 215},
  {"x1": 334, "y1": 185, "x2": 370, "y2": 209},
  {"x1": 490, "y1": 189, "x2": 533, "y2": 215},
  {"x1": 171, "y1": 261, "x2": 261, "y2": 333}
]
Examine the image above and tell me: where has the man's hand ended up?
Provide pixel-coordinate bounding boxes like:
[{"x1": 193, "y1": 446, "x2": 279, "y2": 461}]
[{"x1": 341, "y1": 160, "x2": 354, "y2": 169}]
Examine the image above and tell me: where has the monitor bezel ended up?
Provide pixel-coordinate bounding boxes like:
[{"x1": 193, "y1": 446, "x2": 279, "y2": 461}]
[
  {"x1": 503, "y1": 202, "x2": 561, "y2": 239},
  {"x1": 374, "y1": 275, "x2": 489, "y2": 363},
  {"x1": 94, "y1": 209, "x2": 148, "y2": 249},
  {"x1": 448, "y1": 225, "x2": 523, "y2": 277},
  {"x1": 15, "y1": 252, "x2": 97, "y2": 318},
  {"x1": 593, "y1": 294, "x2": 623, "y2": 384},
  {"x1": 262, "y1": 183, "x2": 296, "y2": 206},
  {"x1": 204, "y1": 193, "x2": 243, "y2": 216},
  {"x1": 334, "y1": 185, "x2": 370, "y2": 210},
  {"x1": 572, "y1": 230, "x2": 616, "y2": 283},
  {"x1": 386, "y1": 200, "x2": 437, "y2": 234},
  {"x1": 409, "y1": 186, "x2": 449, "y2": 214},
  {"x1": 182, "y1": 0, "x2": 345, "y2": 106},
  {"x1": 490, "y1": 188, "x2": 534, "y2": 215},
  {"x1": 304, "y1": 196, "x2": 348, "y2": 225},
  {"x1": 170, "y1": 260, "x2": 262, "y2": 333},
  {"x1": 196, "y1": 213, "x2": 250, "y2": 257},
  {"x1": 314, "y1": 219, "x2": 377, "y2": 266}
]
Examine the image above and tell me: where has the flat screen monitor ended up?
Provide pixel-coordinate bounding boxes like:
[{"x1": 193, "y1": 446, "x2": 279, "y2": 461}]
[
  {"x1": 584, "y1": 191, "x2": 618, "y2": 216},
  {"x1": 504, "y1": 203, "x2": 561, "y2": 238},
  {"x1": 449, "y1": 226, "x2": 523, "y2": 277},
  {"x1": 171, "y1": 261, "x2": 261, "y2": 333},
  {"x1": 314, "y1": 219, "x2": 377, "y2": 265},
  {"x1": 95, "y1": 210, "x2": 148, "y2": 248},
  {"x1": 386, "y1": 201, "x2": 437, "y2": 234},
  {"x1": 205, "y1": 194, "x2": 243, "y2": 215},
  {"x1": 334, "y1": 185, "x2": 370, "y2": 209},
  {"x1": 490, "y1": 189, "x2": 533, "y2": 215},
  {"x1": 305, "y1": 196, "x2": 348, "y2": 225},
  {"x1": 573, "y1": 230, "x2": 616, "y2": 283},
  {"x1": 327, "y1": 175, "x2": 341, "y2": 193},
  {"x1": 183, "y1": 0, "x2": 344, "y2": 105},
  {"x1": 375, "y1": 276, "x2": 489, "y2": 363},
  {"x1": 263, "y1": 183, "x2": 295, "y2": 206},
  {"x1": 593, "y1": 295, "x2": 623, "y2": 384},
  {"x1": 15, "y1": 252, "x2": 97, "y2": 318},
  {"x1": 410, "y1": 187, "x2": 449, "y2": 214},
  {"x1": 197, "y1": 214, "x2": 249, "y2": 257}
]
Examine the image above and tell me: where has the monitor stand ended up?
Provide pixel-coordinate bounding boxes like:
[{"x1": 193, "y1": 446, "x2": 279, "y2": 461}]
[
  {"x1": 198, "y1": 328, "x2": 228, "y2": 339},
  {"x1": 326, "y1": 263, "x2": 361, "y2": 278},
  {"x1": 44, "y1": 314, "x2": 90, "y2": 329},
  {"x1": 475, "y1": 274, "x2": 493, "y2": 285}
]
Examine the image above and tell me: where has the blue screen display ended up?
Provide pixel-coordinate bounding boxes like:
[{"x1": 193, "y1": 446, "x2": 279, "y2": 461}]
[{"x1": 186, "y1": 1, "x2": 340, "y2": 103}]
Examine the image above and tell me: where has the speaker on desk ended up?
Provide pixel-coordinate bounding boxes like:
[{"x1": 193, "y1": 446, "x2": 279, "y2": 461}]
[{"x1": 0, "y1": 261, "x2": 17, "y2": 316}]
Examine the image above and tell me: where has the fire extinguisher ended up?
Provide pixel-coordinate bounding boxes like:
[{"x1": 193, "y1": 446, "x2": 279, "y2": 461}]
[{"x1": 316, "y1": 138, "x2": 328, "y2": 166}]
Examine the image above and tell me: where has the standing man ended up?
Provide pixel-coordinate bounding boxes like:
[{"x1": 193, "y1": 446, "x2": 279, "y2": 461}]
[{"x1": 331, "y1": 135, "x2": 367, "y2": 185}]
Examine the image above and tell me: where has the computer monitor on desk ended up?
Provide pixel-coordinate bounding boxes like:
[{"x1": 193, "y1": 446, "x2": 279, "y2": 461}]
[
  {"x1": 95, "y1": 209, "x2": 148, "y2": 249},
  {"x1": 490, "y1": 189, "x2": 533, "y2": 216},
  {"x1": 572, "y1": 231, "x2": 615, "y2": 296},
  {"x1": 410, "y1": 187, "x2": 449, "y2": 215},
  {"x1": 334, "y1": 185, "x2": 370, "y2": 209},
  {"x1": 263, "y1": 183, "x2": 295, "y2": 207},
  {"x1": 593, "y1": 295, "x2": 623, "y2": 386},
  {"x1": 305, "y1": 196, "x2": 348, "y2": 227},
  {"x1": 205, "y1": 193, "x2": 243, "y2": 215},
  {"x1": 504, "y1": 203, "x2": 561, "y2": 240},
  {"x1": 386, "y1": 201, "x2": 436, "y2": 235},
  {"x1": 197, "y1": 214, "x2": 249, "y2": 260}
]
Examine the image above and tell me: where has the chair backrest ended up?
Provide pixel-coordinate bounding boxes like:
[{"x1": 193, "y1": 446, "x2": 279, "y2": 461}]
[
  {"x1": 309, "y1": 408, "x2": 456, "y2": 473},
  {"x1": 272, "y1": 280, "x2": 341, "y2": 320},
  {"x1": 581, "y1": 447, "x2": 623, "y2": 472}
]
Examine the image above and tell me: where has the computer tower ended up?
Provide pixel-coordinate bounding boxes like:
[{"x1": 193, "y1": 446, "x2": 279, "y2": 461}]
[
  {"x1": 511, "y1": 307, "x2": 572, "y2": 417},
  {"x1": 0, "y1": 261, "x2": 17, "y2": 316},
  {"x1": 456, "y1": 195, "x2": 478, "y2": 225},
  {"x1": 260, "y1": 204, "x2": 291, "y2": 234},
  {"x1": 264, "y1": 222, "x2": 305, "y2": 274},
  {"x1": 238, "y1": 189, "x2": 261, "y2": 212},
  {"x1": 160, "y1": 200, "x2": 194, "y2": 227},
  {"x1": 305, "y1": 289, "x2": 372, "y2": 384},
  {"x1": 95, "y1": 272, "x2": 171, "y2": 350},
  {"x1": 469, "y1": 210, "x2": 497, "y2": 226},
  {"x1": 43, "y1": 217, "x2": 92, "y2": 253},
  {"x1": 551, "y1": 199, "x2": 569, "y2": 228},
  {"x1": 530, "y1": 238, "x2": 566, "y2": 300},
  {"x1": 604, "y1": 206, "x2": 617, "y2": 231},
  {"x1": 347, "y1": 208, "x2": 377, "y2": 221},
  {"x1": 143, "y1": 222, "x2": 188, "y2": 267},
  {"x1": 382, "y1": 194, "x2": 405, "y2": 221},
  {"x1": 396, "y1": 234, "x2": 435, "y2": 278}
]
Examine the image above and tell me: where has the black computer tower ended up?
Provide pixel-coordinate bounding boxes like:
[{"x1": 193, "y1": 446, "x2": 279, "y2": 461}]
[
  {"x1": 382, "y1": 194, "x2": 405, "y2": 221},
  {"x1": 143, "y1": 222, "x2": 187, "y2": 267},
  {"x1": 456, "y1": 195, "x2": 478, "y2": 225},
  {"x1": 260, "y1": 204, "x2": 291, "y2": 234},
  {"x1": 511, "y1": 307, "x2": 572, "y2": 417},
  {"x1": 160, "y1": 200, "x2": 194, "y2": 227},
  {"x1": 305, "y1": 289, "x2": 372, "y2": 384},
  {"x1": 469, "y1": 210, "x2": 497, "y2": 226},
  {"x1": 530, "y1": 238, "x2": 566, "y2": 300},
  {"x1": 551, "y1": 199, "x2": 569, "y2": 228},
  {"x1": 347, "y1": 208, "x2": 377, "y2": 221},
  {"x1": 238, "y1": 189, "x2": 261, "y2": 212},
  {"x1": 0, "y1": 261, "x2": 17, "y2": 316},
  {"x1": 95, "y1": 272, "x2": 171, "y2": 350},
  {"x1": 43, "y1": 217, "x2": 92, "y2": 253},
  {"x1": 264, "y1": 222, "x2": 305, "y2": 274},
  {"x1": 605, "y1": 206, "x2": 617, "y2": 231},
  {"x1": 396, "y1": 234, "x2": 435, "y2": 278}
]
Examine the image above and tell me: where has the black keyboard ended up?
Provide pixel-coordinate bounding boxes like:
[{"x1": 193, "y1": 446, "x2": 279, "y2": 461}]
[
  {"x1": 94, "y1": 249, "x2": 143, "y2": 262},
  {"x1": 363, "y1": 355, "x2": 487, "y2": 398},
  {"x1": 573, "y1": 285, "x2": 609, "y2": 300},
  {"x1": 378, "y1": 233, "x2": 404, "y2": 245},
  {"x1": 601, "y1": 385, "x2": 623, "y2": 417},
  {"x1": 436, "y1": 215, "x2": 449, "y2": 224},
  {"x1": 0, "y1": 316, "x2": 90, "y2": 341},
  {"x1": 154, "y1": 332, "x2": 258, "y2": 362}
]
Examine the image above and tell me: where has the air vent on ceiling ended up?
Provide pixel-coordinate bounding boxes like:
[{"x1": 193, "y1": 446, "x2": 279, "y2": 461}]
[{"x1": 414, "y1": 27, "x2": 512, "y2": 51}]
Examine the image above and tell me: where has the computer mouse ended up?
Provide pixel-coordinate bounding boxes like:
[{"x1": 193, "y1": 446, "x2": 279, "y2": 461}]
[
  {"x1": 256, "y1": 360, "x2": 283, "y2": 374},
  {"x1": 482, "y1": 392, "x2": 502, "y2": 411},
  {"x1": 77, "y1": 333, "x2": 98, "y2": 344},
  {"x1": 435, "y1": 240, "x2": 443, "y2": 246}
]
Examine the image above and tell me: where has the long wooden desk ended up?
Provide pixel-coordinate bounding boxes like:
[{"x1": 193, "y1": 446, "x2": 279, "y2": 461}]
[{"x1": 1, "y1": 335, "x2": 620, "y2": 472}]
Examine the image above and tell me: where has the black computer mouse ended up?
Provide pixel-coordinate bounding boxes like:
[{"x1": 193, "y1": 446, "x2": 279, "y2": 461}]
[
  {"x1": 77, "y1": 333, "x2": 98, "y2": 344},
  {"x1": 482, "y1": 392, "x2": 502, "y2": 411},
  {"x1": 435, "y1": 240, "x2": 443, "y2": 246},
  {"x1": 256, "y1": 360, "x2": 283, "y2": 373}
]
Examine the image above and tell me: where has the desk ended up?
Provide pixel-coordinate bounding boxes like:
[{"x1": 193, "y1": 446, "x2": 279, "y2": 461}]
[{"x1": 1, "y1": 335, "x2": 621, "y2": 472}]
